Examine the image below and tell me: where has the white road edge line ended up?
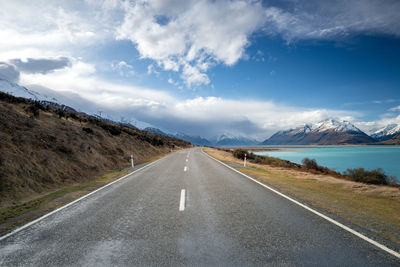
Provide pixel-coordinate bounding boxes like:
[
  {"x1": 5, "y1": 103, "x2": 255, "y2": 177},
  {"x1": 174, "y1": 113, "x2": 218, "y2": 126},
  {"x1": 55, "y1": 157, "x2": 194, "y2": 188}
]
[
  {"x1": 0, "y1": 154, "x2": 168, "y2": 242},
  {"x1": 179, "y1": 189, "x2": 186, "y2": 211},
  {"x1": 202, "y1": 148, "x2": 400, "y2": 259}
]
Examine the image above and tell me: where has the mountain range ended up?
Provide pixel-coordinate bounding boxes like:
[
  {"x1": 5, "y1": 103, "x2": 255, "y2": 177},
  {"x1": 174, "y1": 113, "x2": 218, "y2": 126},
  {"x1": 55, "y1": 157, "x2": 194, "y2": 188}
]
[
  {"x1": 261, "y1": 119, "x2": 376, "y2": 145},
  {"x1": 144, "y1": 128, "x2": 259, "y2": 146},
  {"x1": 371, "y1": 124, "x2": 400, "y2": 144},
  {"x1": 1, "y1": 78, "x2": 400, "y2": 146}
]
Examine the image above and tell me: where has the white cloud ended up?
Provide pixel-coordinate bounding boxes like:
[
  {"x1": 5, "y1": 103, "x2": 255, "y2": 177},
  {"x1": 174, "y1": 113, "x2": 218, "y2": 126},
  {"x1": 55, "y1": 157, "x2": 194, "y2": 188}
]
[
  {"x1": 116, "y1": 0, "x2": 266, "y2": 87},
  {"x1": 111, "y1": 61, "x2": 135, "y2": 76},
  {"x1": 18, "y1": 60, "x2": 360, "y2": 139},
  {"x1": 389, "y1": 105, "x2": 400, "y2": 112},
  {"x1": 0, "y1": 0, "x2": 121, "y2": 63},
  {"x1": 147, "y1": 64, "x2": 159, "y2": 76},
  {"x1": 263, "y1": 0, "x2": 400, "y2": 42}
]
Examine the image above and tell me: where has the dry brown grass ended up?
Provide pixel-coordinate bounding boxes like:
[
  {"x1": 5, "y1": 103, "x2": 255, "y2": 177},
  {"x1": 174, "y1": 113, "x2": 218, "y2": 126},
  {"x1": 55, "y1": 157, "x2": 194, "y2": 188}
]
[
  {"x1": 0, "y1": 169, "x2": 130, "y2": 234},
  {"x1": 204, "y1": 147, "x2": 400, "y2": 245},
  {"x1": 0, "y1": 98, "x2": 189, "y2": 206},
  {"x1": 0, "y1": 95, "x2": 190, "y2": 233}
]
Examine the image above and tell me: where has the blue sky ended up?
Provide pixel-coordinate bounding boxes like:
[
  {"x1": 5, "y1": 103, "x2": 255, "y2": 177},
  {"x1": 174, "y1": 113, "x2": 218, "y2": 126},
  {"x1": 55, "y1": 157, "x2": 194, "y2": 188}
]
[{"x1": 0, "y1": 0, "x2": 399, "y2": 139}]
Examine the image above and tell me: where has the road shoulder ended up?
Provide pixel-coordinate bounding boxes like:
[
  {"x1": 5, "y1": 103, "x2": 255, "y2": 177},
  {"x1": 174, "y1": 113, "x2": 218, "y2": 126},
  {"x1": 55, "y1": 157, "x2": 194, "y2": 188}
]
[{"x1": 203, "y1": 147, "x2": 400, "y2": 255}]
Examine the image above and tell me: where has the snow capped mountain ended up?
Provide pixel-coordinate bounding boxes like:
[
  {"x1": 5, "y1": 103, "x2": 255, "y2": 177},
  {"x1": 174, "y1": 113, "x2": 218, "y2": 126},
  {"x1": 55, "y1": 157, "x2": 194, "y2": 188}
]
[
  {"x1": 262, "y1": 119, "x2": 374, "y2": 145},
  {"x1": 0, "y1": 79, "x2": 59, "y2": 104},
  {"x1": 212, "y1": 133, "x2": 260, "y2": 146},
  {"x1": 143, "y1": 128, "x2": 259, "y2": 146},
  {"x1": 372, "y1": 124, "x2": 400, "y2": 140},
  {"x1": 174, "y1": 133, "x2": 212, "y2": 146}
]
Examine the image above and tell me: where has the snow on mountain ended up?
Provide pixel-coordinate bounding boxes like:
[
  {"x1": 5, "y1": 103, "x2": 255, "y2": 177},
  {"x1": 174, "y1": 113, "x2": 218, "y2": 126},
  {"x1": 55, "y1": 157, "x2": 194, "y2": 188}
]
[
  {"x1": 371, "y1": 124, "x2": 400, "y2": 140},
  {"x1": 0, "y1": 79, "x2": 59, "y2": 104},
  {"x1": 292, "y1": 124, "x2": 313, "y2": 134},
  {"x1": 312, "y1": 119, "x2": 362, "y2": 133},
  {"x1": 262, "y1": 119, "x2": 373, "y2": 145},
  {"x1": 174, "y1": 132, "x2": 212, "y2": 146},
  {"x1": 212, "y1": 133, "x2": 260, "y2": 146}
]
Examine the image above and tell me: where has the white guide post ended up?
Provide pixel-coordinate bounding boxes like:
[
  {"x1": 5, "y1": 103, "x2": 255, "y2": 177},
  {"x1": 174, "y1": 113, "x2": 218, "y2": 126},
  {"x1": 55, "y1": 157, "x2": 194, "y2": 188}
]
[
  {"x1": 244, "y1": 153, "x2": 247, "y2": 167},
  {"x1": 131, "y1": 155, "x2": 134, "y2": 168}
]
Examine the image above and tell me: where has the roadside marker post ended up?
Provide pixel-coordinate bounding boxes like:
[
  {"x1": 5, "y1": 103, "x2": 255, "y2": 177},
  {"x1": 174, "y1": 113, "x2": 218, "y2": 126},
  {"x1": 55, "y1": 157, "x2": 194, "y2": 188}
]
[
  {"x1": 244, "y1": 153, "x2": 247, "y2": 167},
  {"x1": 131, "y1": 155, "x2": 134, "y2": 168}
]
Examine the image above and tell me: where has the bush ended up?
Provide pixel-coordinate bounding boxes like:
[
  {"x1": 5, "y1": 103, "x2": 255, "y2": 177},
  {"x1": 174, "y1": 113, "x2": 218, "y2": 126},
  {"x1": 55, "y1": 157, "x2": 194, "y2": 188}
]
[
  {"x1": 82, "y1": 127, "x2": 94, "y2": 134},
  {"x1": 233, "y1": 149, "x2": 255, "y2": 160},
  {"x1": 25, "y1": 102, "x2": 45, "y2": 117},
  {"x1": 57, "y1": 110, "x2": 66, "y2": 119},
  {"x1": 344, "y1": 168, "x2": 393, "y2": 185},
  {"x1": 99, "y1": 123, "x2": 121, "y2": 136},
  {"x1": 57, "y1": 145, "x2": 73, "y2": 154},
  {"x1": 302, "y1": 158, "x2": 325, "y2": 172},
  {"x1": 69, "y1": 113, "x2": 79, "y2": 120}
]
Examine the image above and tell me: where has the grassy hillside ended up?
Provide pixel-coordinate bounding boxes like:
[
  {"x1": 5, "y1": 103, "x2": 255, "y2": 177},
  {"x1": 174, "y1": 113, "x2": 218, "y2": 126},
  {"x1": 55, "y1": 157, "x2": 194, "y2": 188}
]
[{"x1": 0, "y1": 92, "x2": 190, "y2": 205}]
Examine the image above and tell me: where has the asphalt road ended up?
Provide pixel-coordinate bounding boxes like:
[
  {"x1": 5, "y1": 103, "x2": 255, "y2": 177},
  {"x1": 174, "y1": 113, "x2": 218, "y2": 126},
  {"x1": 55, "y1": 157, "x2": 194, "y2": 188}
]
[{"x1": 0, "y1": 148, "x2": 399, "y2": 266}]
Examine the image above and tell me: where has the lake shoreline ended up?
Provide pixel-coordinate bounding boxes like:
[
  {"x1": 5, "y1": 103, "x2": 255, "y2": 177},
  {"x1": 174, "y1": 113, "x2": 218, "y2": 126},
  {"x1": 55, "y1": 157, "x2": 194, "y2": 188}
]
[
  {"x1": 248, "y1": 146, "x2": 400, "y2": 184},
  {"x1": 218, "y1": 144, "x2": 400, "y2": 152}
]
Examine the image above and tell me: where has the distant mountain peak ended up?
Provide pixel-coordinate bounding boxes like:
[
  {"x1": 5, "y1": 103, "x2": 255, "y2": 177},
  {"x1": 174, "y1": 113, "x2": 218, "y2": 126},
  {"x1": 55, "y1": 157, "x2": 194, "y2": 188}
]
[
  {"x1": 313, "y1": 119, "x2": 361, "y2": 133},
  {"x1": 0, "y1": 78, "x2": 59, "y2": 104},
  {"x1": 372, "y1": 123, "x2": 400, "y2": 140},
  {"x1": 262, "y1": 119, "x2": 373, "y2": 145}
]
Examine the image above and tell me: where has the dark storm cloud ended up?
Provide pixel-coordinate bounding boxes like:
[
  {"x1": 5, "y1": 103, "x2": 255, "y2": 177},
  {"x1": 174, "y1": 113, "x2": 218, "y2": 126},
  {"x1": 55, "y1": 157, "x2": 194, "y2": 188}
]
[{"x1": 10, "y1": 57, "x2": 71, "y2": 74}]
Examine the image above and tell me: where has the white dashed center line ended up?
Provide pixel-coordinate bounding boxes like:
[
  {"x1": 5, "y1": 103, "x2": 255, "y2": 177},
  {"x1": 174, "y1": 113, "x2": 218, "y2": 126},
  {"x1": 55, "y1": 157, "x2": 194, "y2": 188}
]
[
  {"x1": 184, "y1": 166, "x2": 187, "y2": 172},
  {"x1": 179, "y1": 189, "x2": 186, "y2": 211}
]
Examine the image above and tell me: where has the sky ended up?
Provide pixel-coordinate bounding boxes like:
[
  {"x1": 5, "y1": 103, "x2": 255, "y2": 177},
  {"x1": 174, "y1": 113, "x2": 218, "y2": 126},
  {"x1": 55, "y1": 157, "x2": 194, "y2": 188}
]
[{"x1": 0, "y1": 0, "x2": 399, "y2": 140}]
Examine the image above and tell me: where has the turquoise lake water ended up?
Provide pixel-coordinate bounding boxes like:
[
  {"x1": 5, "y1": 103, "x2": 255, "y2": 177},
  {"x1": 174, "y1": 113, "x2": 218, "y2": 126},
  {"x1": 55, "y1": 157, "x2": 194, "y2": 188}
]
[{"x1": 255, "y1": 147, "x2": 400, "y2": 183}]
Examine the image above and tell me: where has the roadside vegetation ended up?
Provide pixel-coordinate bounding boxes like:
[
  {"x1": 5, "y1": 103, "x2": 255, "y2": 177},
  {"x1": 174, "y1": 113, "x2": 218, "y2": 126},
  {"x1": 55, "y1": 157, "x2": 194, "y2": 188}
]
[
  {"x1": 232, "y1": 148, "x2": 396, "y2": 186},
  {"x1": 204, "y1": 147, "x2": 400, "y2": 245},
  {"x1": 0, "y1": 92, "x2": 190, "y2": 232}
]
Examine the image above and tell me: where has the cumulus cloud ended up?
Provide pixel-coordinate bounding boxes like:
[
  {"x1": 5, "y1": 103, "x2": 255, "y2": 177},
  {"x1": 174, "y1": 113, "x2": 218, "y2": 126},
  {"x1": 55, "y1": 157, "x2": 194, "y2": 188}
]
[
  {"x1": 0, "y1": 62, "x2": 20, "y2": 83},
  {"x1": 116, "y1": 0, "x2": 266, "y2": 86}
]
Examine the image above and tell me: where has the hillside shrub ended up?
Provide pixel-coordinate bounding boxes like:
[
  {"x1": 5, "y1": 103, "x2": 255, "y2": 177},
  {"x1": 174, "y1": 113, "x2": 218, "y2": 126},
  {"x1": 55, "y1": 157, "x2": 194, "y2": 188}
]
[
  {"x1": 69, "y1": 113, "x2": 79, "y2": 120},
  {"x1": 57, "y1": 110, "x2": 66, "y2": 119},
  {"x1": 82, "y1": 127, "x2": 94, "y2": 134},
  {"x1": 99, "y1": 123, "x2": 121, "y2": 136},
  {"x1": 233, "y1": 149, "x2": 256, "y2": 160},
  {"x1": 302, "y1": 158, "x2": 326, "y2": 172},
  {"x1": 57, "y1": 145, "x2": 73, "y2": 154},
  {"x1": 344, "y1": 168, "x2": 394, "y2": 185},
  {"x1": 25, "y1": 102, "x2": 45, "y2": 117},
  {"x1": 0, "y1": 91, "x2": 28, "y2": 104}
]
